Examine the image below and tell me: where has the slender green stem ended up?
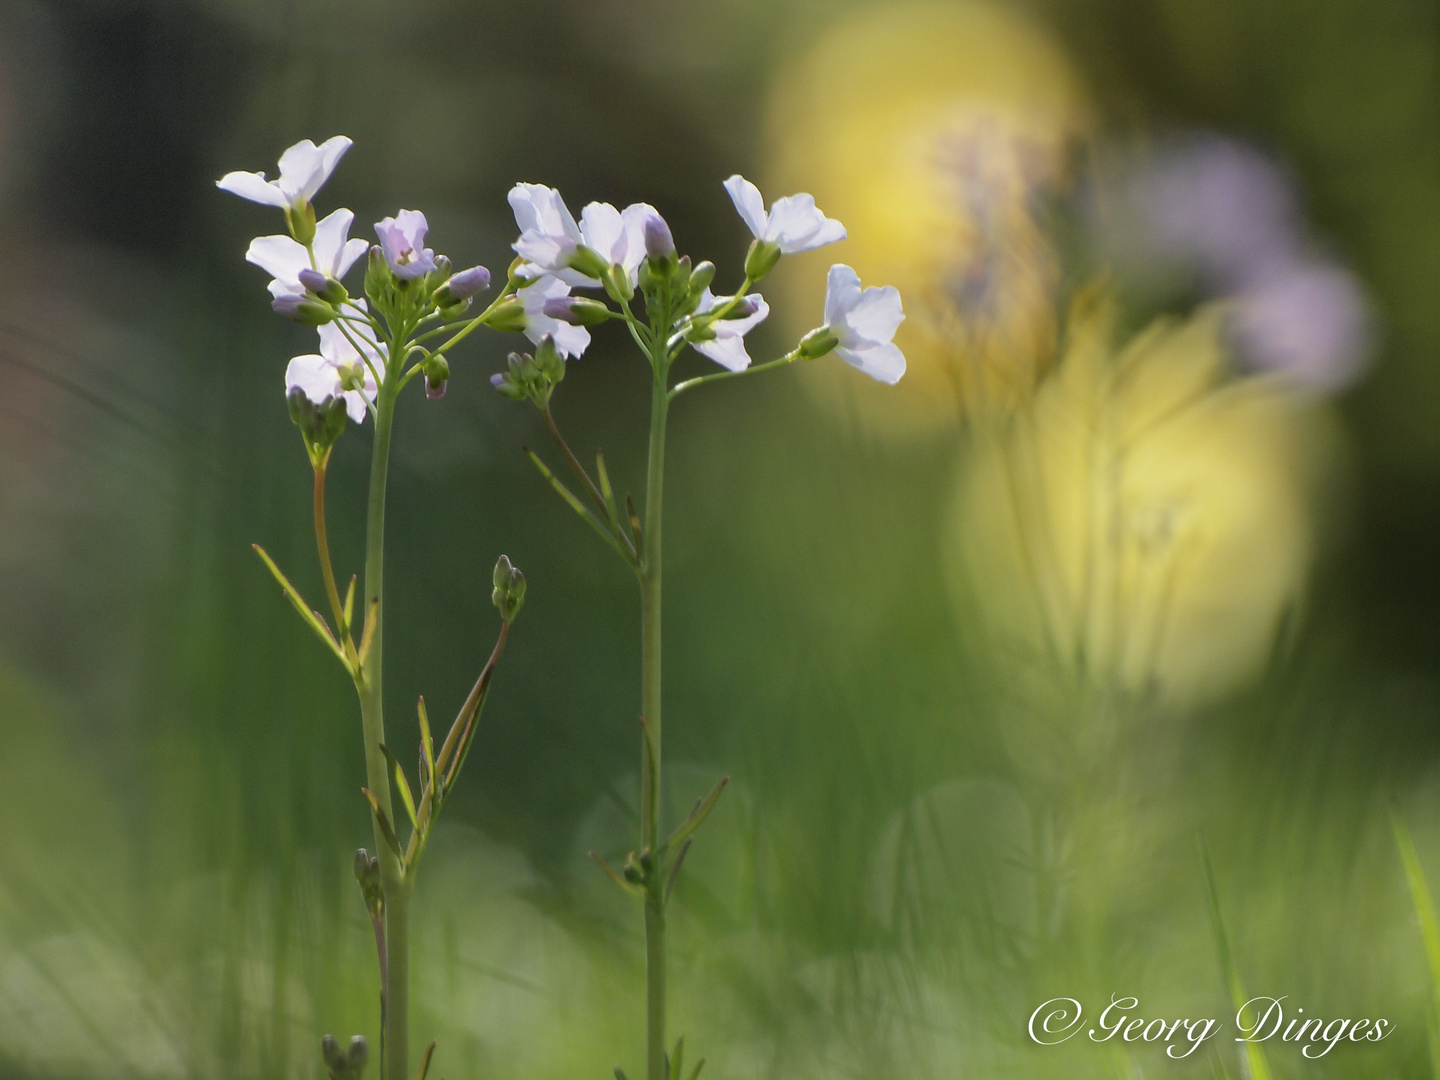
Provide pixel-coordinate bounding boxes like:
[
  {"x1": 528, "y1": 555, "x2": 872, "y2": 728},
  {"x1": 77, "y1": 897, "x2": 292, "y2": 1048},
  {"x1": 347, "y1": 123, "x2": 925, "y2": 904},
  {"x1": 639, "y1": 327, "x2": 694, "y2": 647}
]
[
  {"x1": 669, "y1": 349, "x2": 801, "y2": 400},
  {"x1": 641, "y1": 341, "x2": 670, "y2": 1080},
  {"x1": 359, "y1": 374, "x2": 408, "y2": 1080}
]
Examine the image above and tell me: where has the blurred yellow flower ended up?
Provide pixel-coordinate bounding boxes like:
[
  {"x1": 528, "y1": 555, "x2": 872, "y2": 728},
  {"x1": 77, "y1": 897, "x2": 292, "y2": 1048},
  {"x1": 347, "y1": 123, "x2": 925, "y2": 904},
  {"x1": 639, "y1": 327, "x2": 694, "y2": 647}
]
[
  {"x1": 764, "y1": 1, "x2": 1091, "y2": 433},
  {"x1": 945, "y1": 294, "x2": 1327, "y2": 711}
]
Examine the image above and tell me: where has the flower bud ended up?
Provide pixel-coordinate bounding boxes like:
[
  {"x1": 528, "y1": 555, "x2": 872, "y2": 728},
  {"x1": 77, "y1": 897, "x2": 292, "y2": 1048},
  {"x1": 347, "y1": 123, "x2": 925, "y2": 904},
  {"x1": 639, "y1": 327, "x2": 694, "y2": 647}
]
[
  {"x1": 437, "y1": 265, "x2": 490, "y2": 304},
  {"x1": 272, "y1": 293, "x2": 333, "y2": 325},
  {"x1": 506, "y1": 256, "x2": 531, "y2": 287},
  {"x1": 798, "y1": 326, "x2": 840, "y2": 360},
  {"x1": 568, "y1": 244, "x2": 610, "y2": 281},
  {"x1": 352, "y1": 848, "x2": 383, "y2": 918},
  {"x1": 485, "y1": 297, "x2": 528, "y2": 334},
  {"x1": 364, "y1": 245, "x2": 391, "y2": 303},
  {"x1": 492, "y1": 554, "x2": 526, "y2": 623},
  {"x1": 490, "y1": 369, "x2": 527, "y2": 401},
  {"x1": 605, "y1": 263, "x2": 635, "y2": 301},
  {"x1": 438, "y1": 299, "x2": 470, "y2": 321},
  {"x1": 299, "y1": 268, "x2": 348, "y2": 305},
  {"x1": 534, "y1": 335, "x2": 566, "y2": 383},
  {"x1": 542, "y1": 296, "x2": 611, "y2": 326},
  {"x1": 671, "y1": 254, "x2": 692, "y2": 295},
  {"x1": 423, "y1": 355, "x2": 449, "y2": 399},
  {"x1": 720, "y1": 296, "x2": 761, "y2": 319},
  {"x1": 285, "y1": 201, "x2": 316, "y2": 246},
  {"x1": 688, "y1": 261, "x2": 716, "y2": 295},
  {"x1": 643, "y1": 215, "x2": 676, "y2": 264},
  {"x1": 744, "y1": 239, "x2": 782, "y2": 281}
]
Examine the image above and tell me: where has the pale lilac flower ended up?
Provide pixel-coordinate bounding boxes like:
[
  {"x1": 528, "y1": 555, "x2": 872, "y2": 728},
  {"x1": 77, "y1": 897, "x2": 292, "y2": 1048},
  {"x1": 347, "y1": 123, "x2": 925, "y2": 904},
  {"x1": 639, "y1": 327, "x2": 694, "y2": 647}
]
[
  {"x1": 691, "y1": 289, "x2": 770, "y2": 372},
  {"x1": 821, "y1": 264, "x2": 906, "y2": 384},
  {"x1": 285, "y1": 315, "x2": 384, "y2": 423},
  {"x1": 517, "y1": 276, "x2": 590, "y2": 358},
  {"x1": 723, "y1": 175, "x2": 846, "y2": 254},
  {"x1": 217, "y1": 136, "x2": 353, "y2": 210},
  {"x1": 1230, "y1": 258, "x2": 1372, "y2": 391},
  {"x1": 375, "y1": 210, "x2": 438, "y2": 280},
  {"x1": 446, "y1": 266, "x2": 491, "y2": 299},
  {"x1": 245, "y1": 208, "x2": 368, "y2": 300},
  {"x1": 508, "y1": 182, "x2": 659, "y2": 286}
]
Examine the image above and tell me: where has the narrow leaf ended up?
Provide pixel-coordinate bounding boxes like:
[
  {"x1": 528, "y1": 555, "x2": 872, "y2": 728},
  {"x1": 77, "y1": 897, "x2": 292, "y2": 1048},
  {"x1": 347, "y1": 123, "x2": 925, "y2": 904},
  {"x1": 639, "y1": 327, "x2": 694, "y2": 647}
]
[
  {"x1": 343, "y1": 575, "x2": 356, "y2": 630},
  {"x1": 590, "y1": 850, "x2": 643, "y2": 900},
  {"x1": 668, "y1": 1036, "x2": 684, "y2": 1080},
  {"x1": 525, "y1": 447, "x2": 634, "y2": 564},
  {"x1": 417, "y1": 697, "x2": 437, "y2": 802},
  {"x1": 665, "y1": 775, "x2": 729, "y2": 853},
  {"x1": 1391, "y1": 810, "x2": 1440, "y2": 1074},
  {"x1": 596, "y1": 449, "x2": 621, "y2": 527},
  {"x1": 626, "y1": 493, "x2": 644, "y2": 560},
  {"x1": 686, "y1": 1059, "x2": 705, "y2": 1080},
  {"x1": 379, "y1": 743, "x2": 417, "y2": 828},
  {"x1": 253, "y1": 545, "x2": 349, "y2": 667},
  {"x1": 1201, "y1": 838, "x2": 1274, "y2": 1080},
  {"x1": 411, "y1": 1040, "x2": 436, "y2": 1080},
  {"x1": 664, "y1": 837, "x2": 693, "y2": 906},
  {"x1": 357, "y1": 598, "x2": 379, "y2": 667},
  {"x1": 361, "y1": 788, "x2": 405, "y2": 865},
  {"x1": 614, "y1": 1069, "x2": 629, "y2": 1080}
]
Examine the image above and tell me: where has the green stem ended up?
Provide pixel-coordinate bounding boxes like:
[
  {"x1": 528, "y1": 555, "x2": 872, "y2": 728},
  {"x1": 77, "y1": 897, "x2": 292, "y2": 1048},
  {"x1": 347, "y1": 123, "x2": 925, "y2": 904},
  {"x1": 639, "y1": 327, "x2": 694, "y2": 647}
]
[
  {"x1": 669, "y1": 349, "x2": 801, "y2": 400},
  {"x1": 359, "y1": 377, "x2": 408, "y2": 1080},
  {"x1": 641, "y1": 347, "x2": 670, "y2": 1080}
]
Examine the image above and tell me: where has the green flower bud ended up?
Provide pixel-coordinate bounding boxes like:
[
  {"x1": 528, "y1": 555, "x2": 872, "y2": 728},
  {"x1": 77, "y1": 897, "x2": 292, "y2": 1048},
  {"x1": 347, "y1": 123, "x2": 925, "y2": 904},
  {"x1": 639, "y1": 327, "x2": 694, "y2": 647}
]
[
  {"x1": 568, "y1": 244, "x2": 611, "y2": 281},
  {"x1": 485, "y1": 297, "x2": 528, "y2": 334},
  {"x1": 286, "y1": 201, "x2": 317, "y2": 246},
  {"x1": 289, "y1": 389, "x2": 348, "y2": 457},
  {"x1": 273, "y1": 294, "x2": 333, "y2": 325},
  {"x1": 492, "y1": 555, "x2": 526, "y2": 623},
  {"x1": 688, "y1": 260, "x2": 716, "y2": 296},
  {"x1": 798, "y1": 326, "x2": 840, "y2": 360},
  {"x1": 506, "y1": 256, "x2": 531, "y2": 287},
  {"x1": 534, "y1": 336, "x2": 566, "y2": 383},
  {"x1": 423, "y1": 355, "x2": 449, "y2": 399},
  {"x1": 744, "y1": 238, "x2": 782, "y2": 281},
  {"x1": 364, "y1": 245, "x2": 391, "y2": 304},
  {"x1": 605, "y1": 262, "x2": 635, "y2": 301},
  {"x1": 352, "y1": 848, "x2": 383, "y2": 918},
  {"x1": 671, "y1": 254, "x2": 693, "y2": 296}
]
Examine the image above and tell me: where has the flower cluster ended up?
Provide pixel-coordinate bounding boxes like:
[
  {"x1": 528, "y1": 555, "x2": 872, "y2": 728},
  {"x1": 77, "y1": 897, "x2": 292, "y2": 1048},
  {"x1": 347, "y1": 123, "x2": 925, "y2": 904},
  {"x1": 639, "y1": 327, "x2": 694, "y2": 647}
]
[
  {"x1": 219, "y1": 137, "x2": 494, "y2": 451},
  {"x1": 491, "y1": 173, "x2": 905, "y2": 388}
]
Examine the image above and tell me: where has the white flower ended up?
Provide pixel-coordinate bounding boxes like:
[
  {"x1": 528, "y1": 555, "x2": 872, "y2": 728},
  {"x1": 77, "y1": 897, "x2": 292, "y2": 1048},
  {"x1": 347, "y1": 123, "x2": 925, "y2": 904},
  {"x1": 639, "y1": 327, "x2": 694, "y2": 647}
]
[
  {"x1": 723, "y1": 175, "x2": 846, "y2": 255},
  {"x1": 578, "y1": 200, "x2": 662, "y2": 281},
  {"x1": 691, "y1": 289, "x2": 770, "y2": 372},
  {"x1": 217, "y1": 136, "x2": 352, "y2": 210},
  {"x1": 245, "y1": 208, "x2": 368, "y2": 300},
  {"x1": 821, "y1": 264, "x2": 906, "y2": 384},
  {"x1": 508, "y1": 182, "x2": 659, "y2": 286},
  {"x1": 284, "y1": 314, "x2": 384, "y2": 423},
  {"x1": 518, "y1": 276, "x2": 591, "y2": 359},
  {"x1": 375, "y1": 209, "x2": 438, "y2": 280}
]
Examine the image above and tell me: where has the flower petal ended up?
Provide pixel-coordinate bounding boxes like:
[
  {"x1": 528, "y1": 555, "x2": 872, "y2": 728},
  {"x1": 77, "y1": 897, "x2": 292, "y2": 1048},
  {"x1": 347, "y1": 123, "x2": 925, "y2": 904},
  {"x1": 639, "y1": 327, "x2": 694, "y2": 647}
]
[
  {"x1": 217, "y1": 171, "x2": 291, "y2": 208},
  {"x1": 311, "y1": 208, "x2": 357, "y2": 275},
  {"x1": 285, "y1": 353, "x2": 341, "y2": 403},
  {"x1": 765, "y1": 193, "x2": 846, "y2": 253},
  {"x1": 835, "y1": 340, "x2": 906, "y2": 384},
  {"x1": 723, "y1": 175, "x2": 768, "y2": 239},
  {"x1": 579, "y1": 202, "x2": 624, "y2": 263},
  {"x1": 246, "y1": 234, "x2": 310, "y2": 286},
  {"x1": 838, "y1": 284, "x2": 904, "y2": 346},
  {"x1": 822, "y1": 264, "x2": 864, "y2": 328},
  {"x1": 693, "y1": 334, "x2": 753, "y2": 372}
]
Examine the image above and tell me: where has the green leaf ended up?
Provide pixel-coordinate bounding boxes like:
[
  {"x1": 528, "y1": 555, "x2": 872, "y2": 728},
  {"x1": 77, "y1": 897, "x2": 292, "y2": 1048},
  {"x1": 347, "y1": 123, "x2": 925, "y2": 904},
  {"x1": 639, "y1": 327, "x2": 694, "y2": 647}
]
[
  {"x1": 1201, "y1": 839, "x2": 1274, "y2": 1080},
  {"x1": 524, "y1": 447, "x2": 635, "y2": 565},
  {"x1": 379, "y1": 743, "x2": 417, "y2": 828},
  {"x1": 596, "y1": 448, "x2": 622, "y2": 528},
  {"x1": 664, "y1": 775, "x2": 729, "y2": 854},
  {"x1": 253, "y1": 545, "x2": 349, "y2": 669},
  {"x1": 664, "y1": 837, "x2": 692, "y2": 906},
  {"x1": 590, "y1": 850, "x2": 643, "y2": 900},
  {"x1": 668, "y1": 1036, "x2": 684, "y2": 1080},
  {"x1": 417, "y1": 696, "x2": 437, "y2": 802},
  {"x1": 343, "y1": 575, "x2": 356, "y2": 630},
  {"x1": 411, "y1": 1040, "x2": 436, "y2": 1080},
  {"x1": 361, "y1": 788, "x2": 404, "y2": 866},
  {"x1": 1391, "y1": 810, "x2": 1440, "y2": 1076}
]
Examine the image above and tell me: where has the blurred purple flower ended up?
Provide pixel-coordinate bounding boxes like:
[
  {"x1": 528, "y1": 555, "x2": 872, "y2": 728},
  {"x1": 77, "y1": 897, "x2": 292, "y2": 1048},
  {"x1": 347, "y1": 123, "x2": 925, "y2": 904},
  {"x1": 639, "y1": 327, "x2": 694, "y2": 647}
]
[{"x1": 1229, "y1": 259, "x2": 1372, "y2": 392}]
